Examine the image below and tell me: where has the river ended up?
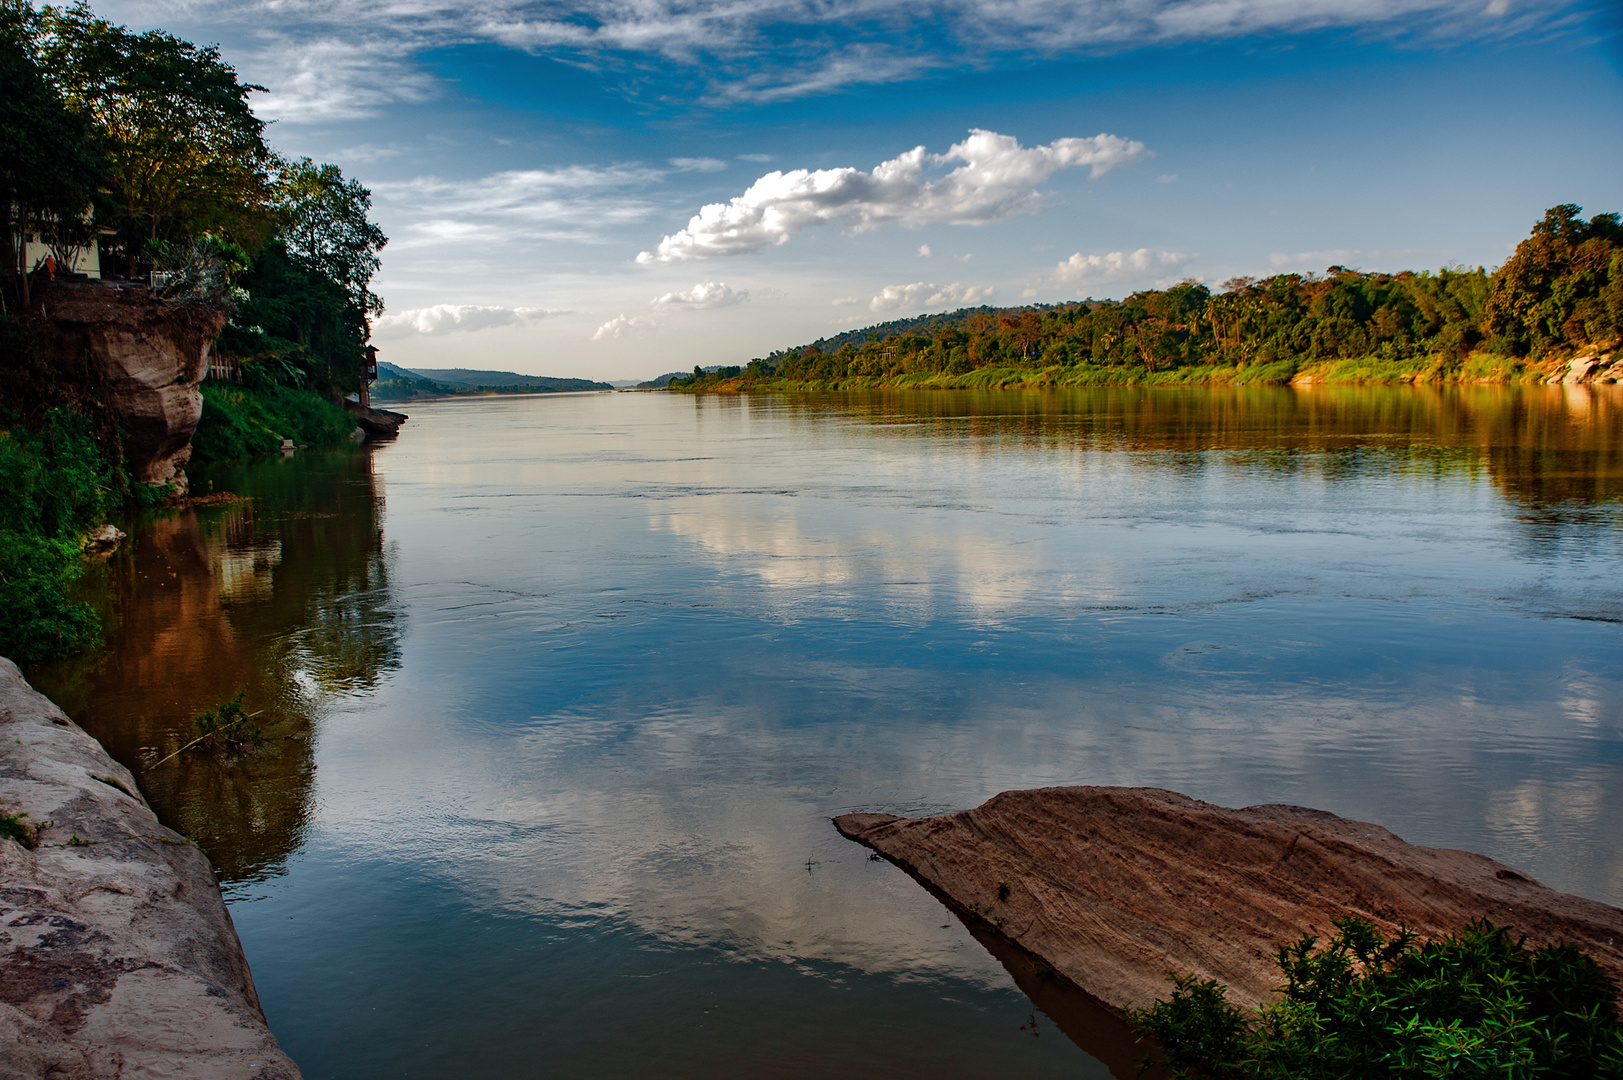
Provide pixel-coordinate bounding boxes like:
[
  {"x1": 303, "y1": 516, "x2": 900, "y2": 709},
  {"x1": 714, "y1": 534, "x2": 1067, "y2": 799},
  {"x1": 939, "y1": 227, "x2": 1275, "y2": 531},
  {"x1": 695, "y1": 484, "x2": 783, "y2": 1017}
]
[{"x1": 33, "y1": 385, "x2": 1623, "y2": 1077}]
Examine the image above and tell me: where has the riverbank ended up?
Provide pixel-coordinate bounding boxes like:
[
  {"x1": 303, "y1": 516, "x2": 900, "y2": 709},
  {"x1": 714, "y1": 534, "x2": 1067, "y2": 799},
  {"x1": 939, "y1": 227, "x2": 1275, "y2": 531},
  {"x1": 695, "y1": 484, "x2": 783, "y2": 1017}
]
[
  {"x1": 670, "y1": 350, "x2": 1619, "y2": 393},
  {"x1": 0, "y1": 657, "x2": 300, "y2": 1078},
  {"x1": 834, "y1": 787, "x2": 1623, "y2": 1016}
]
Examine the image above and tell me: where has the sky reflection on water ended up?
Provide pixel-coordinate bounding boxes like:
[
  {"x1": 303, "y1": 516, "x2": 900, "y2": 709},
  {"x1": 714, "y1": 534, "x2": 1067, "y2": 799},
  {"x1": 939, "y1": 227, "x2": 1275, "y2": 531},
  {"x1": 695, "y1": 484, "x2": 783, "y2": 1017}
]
[{"x1": 39, "y1": 385, "x2": 1623, "y2": 1078}]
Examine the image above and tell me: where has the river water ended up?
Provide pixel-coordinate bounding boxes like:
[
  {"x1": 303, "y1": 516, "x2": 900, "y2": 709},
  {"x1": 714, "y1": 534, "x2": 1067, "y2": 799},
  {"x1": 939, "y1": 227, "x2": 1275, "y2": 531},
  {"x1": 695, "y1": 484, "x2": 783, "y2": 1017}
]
[{"x1": 34, "y1": 385, "x2": 1623, "y2": 1077}]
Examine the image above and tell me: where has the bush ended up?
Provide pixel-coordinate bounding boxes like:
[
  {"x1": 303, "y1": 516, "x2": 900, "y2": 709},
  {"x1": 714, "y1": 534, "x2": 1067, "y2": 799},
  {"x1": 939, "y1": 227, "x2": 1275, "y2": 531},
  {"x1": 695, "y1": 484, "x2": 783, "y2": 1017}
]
[
  {"x1": 0, "y1": 408, "x2": 111, "y2": 664},
  {"x1": 1128, "y1": 916, "x2": 1623, "y2": 1079}
]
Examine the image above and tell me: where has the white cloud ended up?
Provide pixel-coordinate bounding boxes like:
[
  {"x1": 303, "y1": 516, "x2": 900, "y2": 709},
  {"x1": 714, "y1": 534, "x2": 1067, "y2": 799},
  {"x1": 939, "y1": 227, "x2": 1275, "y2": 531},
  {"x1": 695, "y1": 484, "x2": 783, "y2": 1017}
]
[
  {"x1": 917, "y1": 244, "x2": 933, "y2": 257},
  {"x1": 636, "y1": 129, "x2": 1148, "y2": 264},
  {"x1": 737, "y1": 153, "x2": 775, "y2": 163},
  {"x1": 869, "y1": 281, "x2": 994, "y2": 313},
  {"x1": 373, "y1": 304, "x2": 564, "y2": 337},
  {"x1": 651, "y1": 281, "x2": 750, "y2": 309},
  {"x1": 670, "y1": 157, "x2": 728, "y2": 172},
  {"x1": 831, "y1": 296, "x2": 861, "y2": 306},
  {"x1": 1048, "y1": 248, "x2": 1192, "y2": 288},
  {"x1": 1267, "y1": 248, "x2": 1414, "y2": 270},
  {"x1": 1158, "y1": 173, "x2": 1178, "y2": 183},
  {"x1": 592, "y1": 314, "x2": 650, "y2": 340},
  {"x1": 111, "y1": 0, "x2": 1578, "y2": 124},
  {"x1": 374, "y1": 165, "x2": 664, "y2": 250}
]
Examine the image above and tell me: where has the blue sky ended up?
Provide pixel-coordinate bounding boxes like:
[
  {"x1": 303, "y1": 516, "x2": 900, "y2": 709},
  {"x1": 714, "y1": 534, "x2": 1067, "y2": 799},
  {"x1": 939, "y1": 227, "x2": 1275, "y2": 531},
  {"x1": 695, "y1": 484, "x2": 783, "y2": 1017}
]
[{"x1": 98, "y1": 0, "x2": 1623, "y2": 381}]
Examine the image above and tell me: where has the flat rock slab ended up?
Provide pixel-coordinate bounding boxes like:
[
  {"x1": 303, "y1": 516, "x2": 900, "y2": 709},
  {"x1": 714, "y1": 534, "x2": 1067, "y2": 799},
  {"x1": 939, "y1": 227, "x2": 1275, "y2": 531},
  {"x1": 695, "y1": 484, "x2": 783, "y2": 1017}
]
[
  {"x1": 0, "y1": 658, "x2": 300, "y2": 1079},
  {"x1": 835, "y1": 786, "x2": 1623, "y2": 1014}
]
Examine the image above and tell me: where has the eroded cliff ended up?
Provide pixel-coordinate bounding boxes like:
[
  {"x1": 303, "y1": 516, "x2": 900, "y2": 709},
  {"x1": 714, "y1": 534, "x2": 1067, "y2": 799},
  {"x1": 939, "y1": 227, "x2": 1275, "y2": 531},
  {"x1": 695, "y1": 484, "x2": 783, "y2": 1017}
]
[{"x1": 38, "y1": 281, "x2": 227, "y2": 491}]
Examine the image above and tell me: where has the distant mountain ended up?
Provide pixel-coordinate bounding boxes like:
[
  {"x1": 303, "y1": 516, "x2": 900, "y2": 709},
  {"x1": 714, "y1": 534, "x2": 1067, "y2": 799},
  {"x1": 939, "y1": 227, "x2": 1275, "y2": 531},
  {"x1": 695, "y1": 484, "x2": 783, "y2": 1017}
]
[
  {"x1": 372, "y1": 362, "x2": 611, "y2": 400},
  {"x1": 637, "y1": 365, "x2": 729, "y2": 389}
]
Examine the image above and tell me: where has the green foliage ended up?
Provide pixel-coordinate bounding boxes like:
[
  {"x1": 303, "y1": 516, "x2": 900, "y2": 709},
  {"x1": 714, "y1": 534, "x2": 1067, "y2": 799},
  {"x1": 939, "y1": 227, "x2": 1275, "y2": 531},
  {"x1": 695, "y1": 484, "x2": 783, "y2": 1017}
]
[
  {"x1": 35, "y1": 0, "x2": 276, "y2": 274},
  {"x1": 0, "y1": 0, "x2": 105, "y2": 306},
  {"x1": 1127, "y1": 917, "x2": 1623, "y2": 1079},
  {"x1": 275, "y1": 157, "x2": 387, "y2": 319},
  {"x1": 675, "y1": 207, "x2": 1617, "y2": 393},
  {"x1": 190, "y1": 380, "x2": 355, "y2": 463},
  {"x1": 190, "y1": 690, "x2": 264, "y2": 750},
  {"x1": 0, "y1": 407, "x2": 110, "y2": 664},
  {"x1": 0, "y1": 810, "x2": 37, "y2": 848}
]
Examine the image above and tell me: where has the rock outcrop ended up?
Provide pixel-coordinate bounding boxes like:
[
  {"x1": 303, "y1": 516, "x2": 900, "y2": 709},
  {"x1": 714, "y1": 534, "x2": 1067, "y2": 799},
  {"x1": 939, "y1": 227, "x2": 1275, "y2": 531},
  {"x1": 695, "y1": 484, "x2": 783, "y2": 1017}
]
[
  {"x1": 0, "y1": 657, "x2": 300, "y2": 1079},
  {"x1": 835, "y1": 786, "x2": 1623, "y2": 1014},
  {"x1": 39, "y1": 281, "x2": 228, "y2": 491}
]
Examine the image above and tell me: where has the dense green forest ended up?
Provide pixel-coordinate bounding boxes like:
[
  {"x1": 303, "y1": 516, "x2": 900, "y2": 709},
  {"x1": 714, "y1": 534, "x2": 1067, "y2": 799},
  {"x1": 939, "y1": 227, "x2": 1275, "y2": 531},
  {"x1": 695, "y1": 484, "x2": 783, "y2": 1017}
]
[
  {"x1": 674, "y1": 206, "x2": 1622, "y2": 391},
  {"x1": 0, "y1": 0, "x2": 387, "y2": 663}
]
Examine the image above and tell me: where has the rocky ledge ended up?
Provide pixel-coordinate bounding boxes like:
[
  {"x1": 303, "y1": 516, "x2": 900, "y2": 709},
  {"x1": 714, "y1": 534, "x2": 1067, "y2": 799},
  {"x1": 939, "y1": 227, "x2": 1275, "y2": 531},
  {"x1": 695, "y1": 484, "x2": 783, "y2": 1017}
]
[
  {"x1": 0, "y1": 658, "x2": 300, "y2": 1078},
  {"x1": 39, "y1": 280, "x2": 228, "y2": 491},
  {"x1": 835, "y1": 786, "x2": 1623, "y2": 1014}
]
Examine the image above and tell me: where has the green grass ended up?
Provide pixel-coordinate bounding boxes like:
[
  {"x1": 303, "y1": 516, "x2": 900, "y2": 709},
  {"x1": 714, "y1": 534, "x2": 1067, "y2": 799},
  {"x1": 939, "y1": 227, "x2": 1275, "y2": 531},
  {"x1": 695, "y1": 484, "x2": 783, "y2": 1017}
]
[
  {"x1": 191, "y1": 381, "x2": 356, "y2": 462},
  {"x1": 1127, "y1": 916, "x2": 1623, "y2": 1079}
]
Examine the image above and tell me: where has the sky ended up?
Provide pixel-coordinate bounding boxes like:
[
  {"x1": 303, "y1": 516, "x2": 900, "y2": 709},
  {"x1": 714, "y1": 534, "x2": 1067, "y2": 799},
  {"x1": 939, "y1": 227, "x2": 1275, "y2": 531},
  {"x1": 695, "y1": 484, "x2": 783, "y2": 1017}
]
[{"x1": 95, "y1": 0, "x2": 1623, "y2": 382}]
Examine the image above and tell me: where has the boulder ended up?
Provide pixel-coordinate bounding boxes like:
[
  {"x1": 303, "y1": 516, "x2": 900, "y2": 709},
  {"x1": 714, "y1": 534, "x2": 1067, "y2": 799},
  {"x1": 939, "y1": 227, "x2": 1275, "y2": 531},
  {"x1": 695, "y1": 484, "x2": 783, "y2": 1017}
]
[
  {"x1": 39, "y1": 281, "x2": 228, "y2": 491},
  {"x1": 835, "y1": 786, "x2": 1623, "y2": 1014},
  {"x1": 0, "y1": 657, "x2": 300, "y2": 1078}
]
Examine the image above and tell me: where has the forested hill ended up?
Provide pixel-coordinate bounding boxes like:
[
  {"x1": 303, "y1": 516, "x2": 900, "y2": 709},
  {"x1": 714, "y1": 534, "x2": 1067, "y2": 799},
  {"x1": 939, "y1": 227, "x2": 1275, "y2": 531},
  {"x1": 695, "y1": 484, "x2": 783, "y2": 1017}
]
[
  {"x1": 371, "y1": 363, "x2": 610, "y2": 399},
  {"x1": 675, "y1": 205, "x2": 1621, "y2": 391}
]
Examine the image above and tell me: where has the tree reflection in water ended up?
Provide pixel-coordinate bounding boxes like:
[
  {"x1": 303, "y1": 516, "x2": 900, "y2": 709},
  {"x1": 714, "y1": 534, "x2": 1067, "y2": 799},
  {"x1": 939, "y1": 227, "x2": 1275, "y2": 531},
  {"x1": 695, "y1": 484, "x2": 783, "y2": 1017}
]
[{"x1": 34, "y1": 446, "x2": 401, "y2": 885}]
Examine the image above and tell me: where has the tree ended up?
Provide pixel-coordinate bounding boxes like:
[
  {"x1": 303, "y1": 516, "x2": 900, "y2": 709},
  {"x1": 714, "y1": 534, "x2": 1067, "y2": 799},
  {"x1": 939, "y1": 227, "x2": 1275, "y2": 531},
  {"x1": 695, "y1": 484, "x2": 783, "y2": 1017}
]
[
  {"x1": 276, "y1": 158, "x2": 387, "y2": 319},
  {"x1": 0, "y1": 1, "x2": 103, "y2": 306},
  {"x1": 36, "y1": 2, "x2": 275, "y2": 275}
]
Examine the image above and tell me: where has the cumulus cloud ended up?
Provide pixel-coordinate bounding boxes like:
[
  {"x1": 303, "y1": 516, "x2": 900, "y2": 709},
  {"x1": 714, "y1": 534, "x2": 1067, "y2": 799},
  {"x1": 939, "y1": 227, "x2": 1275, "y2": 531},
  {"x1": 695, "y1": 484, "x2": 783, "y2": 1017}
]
[
  {"x1": 1048, "y1": 248, "x2": 1193, "y2": 287},
  {"x1": 650, "y1": 281, "x2": 750, "y2": 308},
  {"x1": 869, "y1": 281, "x2": 994, "y2": 313},
  {"x1": 636, "y1": 129, "x2": 1148, "y2": 264},
  {"x1": 917, "y1": 244, "x2": 933, "y2": 257},
  {"x1": 372, "y1": 304, "x2": 563, "y2": 337},
  {"x1": 592, "y1": 314, "x2": 650, "y2": 340}
]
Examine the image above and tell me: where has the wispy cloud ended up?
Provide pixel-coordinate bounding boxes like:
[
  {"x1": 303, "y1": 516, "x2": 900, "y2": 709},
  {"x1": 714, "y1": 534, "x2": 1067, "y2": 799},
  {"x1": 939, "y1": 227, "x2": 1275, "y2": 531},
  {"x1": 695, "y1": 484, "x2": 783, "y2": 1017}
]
[
  {"x1": 373, "y1": 304, "x2": 565, "y2": 337},
  {"x1": 651, "y1": 281, "x2": 750, "y2": 308},
  {"x1": 1047, "y1": 248, "x2": 1192, "y2": 288},
  {"x1": 637, "y1": 129, "x2": 1147, "y2": 263},
  {"x1": 1267, "y1": 248, "x2": 1415, "y2": 270},
  {"x1": 869, "y1": 281, "x2": 994, "y2": 313},
  {"x1": 106, "y1": 0, "x2": 1574, "y2": 120},
  {"x1": 374, "y1": 165, "x2": 664, "y2": 249},
  {"x1": 670, "y1": 157, "x2": 728, "y2": 172}
]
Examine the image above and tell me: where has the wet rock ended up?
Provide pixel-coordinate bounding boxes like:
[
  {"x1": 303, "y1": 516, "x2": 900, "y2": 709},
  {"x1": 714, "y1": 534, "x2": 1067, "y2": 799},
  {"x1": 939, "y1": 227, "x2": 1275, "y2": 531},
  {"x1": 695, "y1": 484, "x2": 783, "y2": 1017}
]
[
  {"x1": 835, "y1": 786, "x2": 1623, "y2": 1013},
  {"x1": 82, "y1": 524, "x2": 126, "y2": 556},
  {"x1": 39, "y1": 281, "x2": 228, "y2": 491},
  {"x1": 0, "y1": 657, "x2": 300, "y2": 1078}
]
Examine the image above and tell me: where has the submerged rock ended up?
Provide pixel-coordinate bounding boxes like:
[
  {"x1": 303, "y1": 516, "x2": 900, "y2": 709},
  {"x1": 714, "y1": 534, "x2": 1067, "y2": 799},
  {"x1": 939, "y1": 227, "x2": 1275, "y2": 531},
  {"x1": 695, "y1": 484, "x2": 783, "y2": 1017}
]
[
  {"x1": 835, "y1": 786, "x2": 1623, "y2": 1014},
  {"x1": 0, "y1": 657, "x2": 300, "y2": 1078}
]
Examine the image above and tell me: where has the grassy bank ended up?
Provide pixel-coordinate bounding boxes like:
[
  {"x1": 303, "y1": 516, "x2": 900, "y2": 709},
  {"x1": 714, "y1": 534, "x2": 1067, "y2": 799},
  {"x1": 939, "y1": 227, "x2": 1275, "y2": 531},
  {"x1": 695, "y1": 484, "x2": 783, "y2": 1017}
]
[
  {"x1": 676, "y1": 352, "x2": 1544, "y2": 393},
  {"x1": 191, "y1": 381, "x2": 356, "y2": 462}
]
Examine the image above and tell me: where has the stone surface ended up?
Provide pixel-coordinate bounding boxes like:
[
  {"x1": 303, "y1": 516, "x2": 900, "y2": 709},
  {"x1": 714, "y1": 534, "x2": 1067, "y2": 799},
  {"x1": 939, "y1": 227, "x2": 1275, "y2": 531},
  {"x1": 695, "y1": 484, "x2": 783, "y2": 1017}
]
[
  {"x1": 835, "y1": 786, "x2": 1623, "y2": 1013},
  {"x1": 40, "y1": 281, "x2": 228, "y2": 489},
  {"x1": 0, "y1": 657, "x2": 300, "y2": 1079}
]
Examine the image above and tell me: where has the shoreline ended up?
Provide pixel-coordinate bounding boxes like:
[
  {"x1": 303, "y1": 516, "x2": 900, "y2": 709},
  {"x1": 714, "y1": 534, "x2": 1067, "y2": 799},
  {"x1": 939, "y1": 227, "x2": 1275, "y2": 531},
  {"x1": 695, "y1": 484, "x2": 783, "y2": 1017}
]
[
  {"x1": 0, "y1": 658, "x2": 300, "y2": 1078},
  {"x1": 667, "y1": 351, "x2": 1620, "y2": 393}
]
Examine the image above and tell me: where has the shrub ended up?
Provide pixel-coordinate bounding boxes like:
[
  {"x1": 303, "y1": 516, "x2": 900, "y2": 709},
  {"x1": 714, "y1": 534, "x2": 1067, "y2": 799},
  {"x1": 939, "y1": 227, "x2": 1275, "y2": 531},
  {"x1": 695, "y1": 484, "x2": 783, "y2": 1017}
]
[{"x1": 1127, "y1": 916, "x2": 1623, "y2": 1079}]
